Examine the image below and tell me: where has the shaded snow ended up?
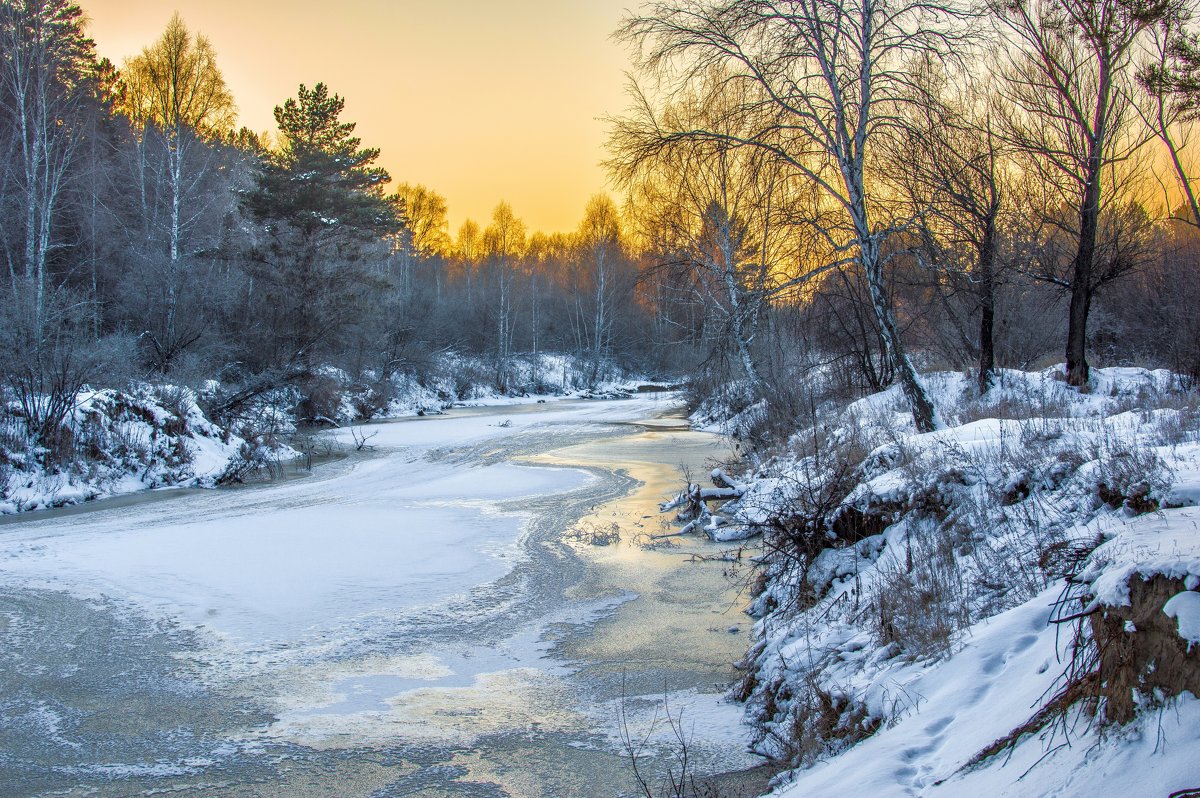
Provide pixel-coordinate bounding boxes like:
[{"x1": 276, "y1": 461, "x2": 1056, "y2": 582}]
[
  {"x1": 0, "y1": 391, "x2": 765, "y2": 797},
  {"x1": 1164, "y1": 591, "x2": 1200, "y2": 646},
  {"x1": 0, "y1": 396, "x2": 674, "y2": 645},
  {"x1": 1, "y1": 384, "x2": 252, "y2": 515},
  {"x1": 719, "y1": 366, "x2": 1200, "y2": 797},
  {"x1": 1, "y1": 353, "x2": 658, "y2": 517},
  {"x1": 1082, "y1": 508, "x2": 1200, "y2": 610}
]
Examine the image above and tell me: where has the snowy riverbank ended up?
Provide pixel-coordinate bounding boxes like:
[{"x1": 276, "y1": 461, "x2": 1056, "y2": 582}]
[
  {"x1": 675, "y1": 367, "x2": 1200, "y2": 797},
  {"x1": 0, "y1": 351, "x2": 661, "y2": 516}
]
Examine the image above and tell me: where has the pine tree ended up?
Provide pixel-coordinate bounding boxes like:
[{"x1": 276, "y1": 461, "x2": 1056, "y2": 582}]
[
  {"x1": 242, "y1": 83, "x2": 400, "y2": 371},
  {"x1": 246, "y1": 82, "x2": 397, "y2": 241}
]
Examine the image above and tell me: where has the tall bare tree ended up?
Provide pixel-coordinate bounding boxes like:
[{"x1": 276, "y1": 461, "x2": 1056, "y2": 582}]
[
  {"x1": 1137, "y1": 11, "x2": 1200, "y2": 227},
  {"x1": 120, "y1": 13, "x2": 235, "y2": 366},
  {"x1": 612, "y1": 72, "x2": 817, "y2": 396},
  {"x1": 453, "y1": 218, "x2": 483, "y2": 307},
  {"x1": 0, "y1": 0, "x2": 93, "y2": 333},
  {"x1": 574, "y1": 194, "x2": 625, "y2": 385},
  {"x1": 392, "y1": 182, "x2": 450, "y2": 298},
  {"x1": 617, "y1": 0, "x2": 967, "y2": 431},
  {"x1": 893, "y1": 77, "x2": 1009, "y2": 394},
  {"x1": 994, "y1": 0, "x2": 1178, "y2": 386},
  {"x1": 482, "y1": 201, "x2": 526, "y2": 388}
]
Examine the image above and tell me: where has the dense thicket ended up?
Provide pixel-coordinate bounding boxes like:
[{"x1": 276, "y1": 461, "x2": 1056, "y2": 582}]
[{"x1": 3, "y1": 0, "x2": 1200, "y2": 463}]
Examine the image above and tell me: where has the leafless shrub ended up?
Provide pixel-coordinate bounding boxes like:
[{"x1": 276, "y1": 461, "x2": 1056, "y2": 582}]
[
  {"x1": 1088, "y1": 428, "x2": 1174, "y2": 514},
  {"x1": 565, "y1": 521, "x2": 622, "y2": 546},
  {"x1": 293, "y1": 432, "x2": 341, "y2": 471},
  {"x1": 150, "y1": 384, "x2": 195, "y2": 436},
  {"x1": 747, "y1": 662, "x2": 881, "y2": 770},
  {"x1": 295, "y1": 372, "x2": 345, "y2": 425},
  {"x1": 0, "y1": 411, "x2": 20, "y2": 498},
  {"x1": 216, "y1": 441, "x2": 277, "y2": 484},
  {"x1": 447, "y1": 357, "x2": 495, "y2": 400},
  {"x1": 0, "y1": 289, "x2": 135, "y2": 467},
  {"x1": 868, "y1": 523, "x2": 971, "y2": 658},
  {"x1": 350, "y1": 427, "x2": 378, "y2": 451},
  {"x1": 632, "y1": 531, "x2": 679, "y2": 550},
  {"x1": 619, "y1": 686, "x2": 698, "y2": 798},
  {"x1": 739, "y1": 412, "x2": 884, "y2": 622}
]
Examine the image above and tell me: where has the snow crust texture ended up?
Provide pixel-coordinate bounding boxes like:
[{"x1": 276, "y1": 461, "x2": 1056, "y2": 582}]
[{"x1": 694, "y1": 367, "x2": 1200, "y2": 797}]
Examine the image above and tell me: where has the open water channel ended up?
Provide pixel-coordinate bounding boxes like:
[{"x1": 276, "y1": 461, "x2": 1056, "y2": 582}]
[{"x1": 0, "y1": 396, "x2": 764, "y2": 797}]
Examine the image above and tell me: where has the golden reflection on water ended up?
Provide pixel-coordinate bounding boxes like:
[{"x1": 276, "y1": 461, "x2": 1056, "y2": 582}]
[
  {"x1": 271, "y1": 667, "x2": 582, "y2": 749},
  {"x1": 447, "y1": 743, "x2": 636, "y2": 798},
  {"x1": 267, "y1": 759, "x2": 419, "y2": 798},
  {"x1": 526, "y1": 427, "x2": 751, "y2": 677},
  {"x1": 255, "y1": 422, "x2": 754, "y2": 794}
]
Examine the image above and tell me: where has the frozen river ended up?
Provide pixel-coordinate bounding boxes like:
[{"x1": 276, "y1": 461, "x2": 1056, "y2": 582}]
[{"x1": 0, "y1": 396, "x2": 761, "y2": 797}]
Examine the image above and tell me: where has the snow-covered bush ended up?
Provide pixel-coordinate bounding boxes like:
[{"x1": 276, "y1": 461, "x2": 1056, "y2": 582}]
[
  {"x1": 0, "y1": 383, "x2": 259, "y2": 514},
  {"x1": 1089, "y1": 430, "x2": 1174, "y2": 514},
  {"x1": 683, "y1": 367, "x2": 1200, "y2": 774},
  {"x1": 249, "y1": 351, "x2": 647, "y2": 429}
]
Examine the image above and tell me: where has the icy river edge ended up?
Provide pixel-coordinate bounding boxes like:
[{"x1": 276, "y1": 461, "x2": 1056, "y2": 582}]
[{"x1": 0, "y1": 395, "x2": 764, "y2": 797}]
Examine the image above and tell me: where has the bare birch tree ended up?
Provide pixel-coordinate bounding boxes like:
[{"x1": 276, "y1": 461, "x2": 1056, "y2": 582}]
[
  {"x1": 616, "y1": 0, "x2": 967, "y2": 431},
  {"x1": 391, "y1": 183, "x2": 450, "y2": 302},
  {"x1": 120, "y1": 13, "x2": 235, "y2": 368},
  {"x1": 0, "y1": 0, "x2": 93, "y2": 334},
  {"x1": 483, "y1": 201, "x2": 526, "y2": 389},
  {"x1": 613, "y1": 71, "x2": 808, "y2": 395},
  {"x1": 453, "y1": 218, "x2": 483, "y2": 306},
  {"x1": 575, "y1": 194, "x2": 624, "y2": 386}
]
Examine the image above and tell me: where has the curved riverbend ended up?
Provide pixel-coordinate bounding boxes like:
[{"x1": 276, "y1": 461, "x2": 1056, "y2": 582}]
[{"x1": 0, "y1": 396, "x2": 760, "y2": 797}]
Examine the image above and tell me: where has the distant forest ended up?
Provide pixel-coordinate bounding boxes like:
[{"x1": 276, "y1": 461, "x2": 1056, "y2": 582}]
[{"x1": 3, "y1": 0, "x2": 1200, "y2": 452}]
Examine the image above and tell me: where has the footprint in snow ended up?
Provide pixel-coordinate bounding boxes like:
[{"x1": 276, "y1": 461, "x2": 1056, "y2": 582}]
[
  {"x1": 900, "y1": 741, "x2": 937, "y2": 762},
  {"x1": 924, "y1": 716, "x2": 952, "y2": 735}
]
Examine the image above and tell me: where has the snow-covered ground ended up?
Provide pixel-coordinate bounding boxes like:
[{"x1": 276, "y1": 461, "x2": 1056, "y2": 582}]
[
  {"x1": 0, "y1": 352, "x2": 660, "y2": 517},
  {"x1": 770, "y1": 579, "x2": 1200, "y2": 797},
  {"x1": 683, "y1": 367, "x2": 1200, "y2": 797},
  {"x1": 0, "y1": 392, "x2": 759, "y2": 795},
  {"x1": 0, "y1": 384, "x2": 254, "y2": 515},
  {"x1": 0, "y1": 395, "x2": 669, "y2": 649}
]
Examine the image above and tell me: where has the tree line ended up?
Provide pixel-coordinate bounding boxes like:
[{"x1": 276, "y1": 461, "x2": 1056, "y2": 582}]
[
  {"x1": 609, "y1": 0, "x2": 1200, "y2": 436},
  {"x1": 0, "y1": 3, "x2": 687, "y2": 457},
  {"x1": 3, "y1": 0, "x2": 1199, "y2": 461}
]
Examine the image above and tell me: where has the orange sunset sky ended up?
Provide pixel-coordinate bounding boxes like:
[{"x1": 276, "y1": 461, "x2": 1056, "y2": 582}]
[{"x1": 81, "y1": 0, "x2": 637, "y2": 235}]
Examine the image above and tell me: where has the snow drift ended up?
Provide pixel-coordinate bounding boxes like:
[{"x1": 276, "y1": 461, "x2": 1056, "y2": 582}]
[{"x1": 669, "y1": 367, "x2": 1200, "y2": 796}]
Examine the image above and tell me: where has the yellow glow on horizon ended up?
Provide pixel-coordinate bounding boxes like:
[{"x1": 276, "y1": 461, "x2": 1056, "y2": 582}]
[{"x1": 81, "y1": 0, "x2": 637, "y2": 234}]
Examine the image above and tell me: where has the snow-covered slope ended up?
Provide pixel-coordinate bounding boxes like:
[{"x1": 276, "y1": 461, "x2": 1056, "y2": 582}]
[
  {"x1": 768, "y1": 511, "x2": 1200, "y2": 796},
  {"x1": 688, "y1": 367, "x2": 1200, "y2": 796},
  {"x1": 0, "y1": 384, "x2": 255, "y2": 514}
]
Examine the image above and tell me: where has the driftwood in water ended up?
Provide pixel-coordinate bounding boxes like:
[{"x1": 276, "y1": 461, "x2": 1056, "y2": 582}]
[{"x1": 659, "y1": 468, "x2": 747, "y2": 538}]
